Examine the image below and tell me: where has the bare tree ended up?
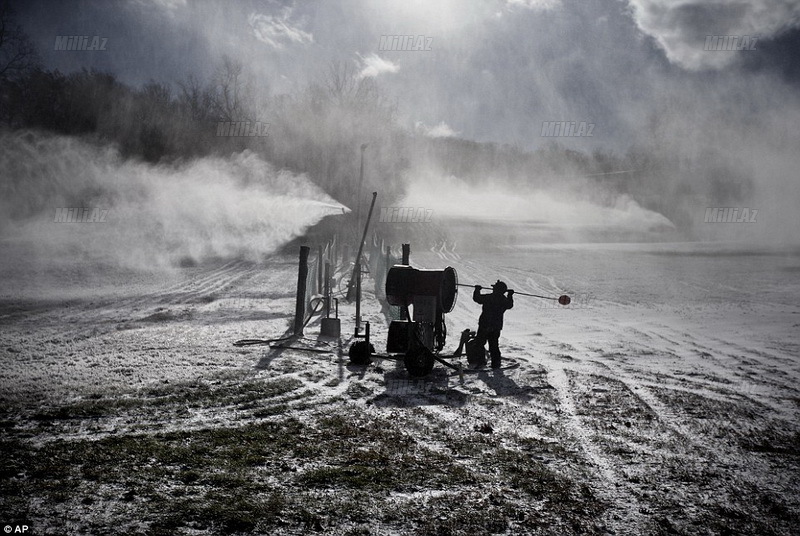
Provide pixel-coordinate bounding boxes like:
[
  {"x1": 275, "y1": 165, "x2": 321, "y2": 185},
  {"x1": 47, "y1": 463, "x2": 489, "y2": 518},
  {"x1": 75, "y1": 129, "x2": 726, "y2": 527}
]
[
  {"x1": 0, "y1": 1, "x2": 38, "y2": 79},
  {"x1": 210, "y1": 55, "x2": 249, "y2": 121},
  {"x1": 141, "y1": 81, "x2": 172, "y2": 108},
  {"x1": 322, "y1": 60, "x2": 393, "y2": 115},
  {"x1": 178, "y1": 74, "x2": 215, "y2": 122},
  {"x1": 324, "y1": 60, "x2": 358, "y2": 105}
]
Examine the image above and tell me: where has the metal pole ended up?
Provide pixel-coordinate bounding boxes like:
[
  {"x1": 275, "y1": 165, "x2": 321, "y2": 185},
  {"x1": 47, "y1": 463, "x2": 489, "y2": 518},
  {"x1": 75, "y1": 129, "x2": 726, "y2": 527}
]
[
  {"x1": 317, "y1": 245, "x2": 323, "y2": 294},
  {"x1": 400, "y1": 243, "x2": 410, "y2": 320},
  {"x1": 342, "y1": 244, "x2": 350, "y2": 272},
  {"x1": 355, "y1": 143, "x2": 368, "y2": 233},
  {"x1": 293, "y1": 246, "x2": 309, "y2": 335},
  {"x1": 455, "y1": 282, "x2": 566, "y2": 302},
  {"x1": 347, "y1": 192, "x2": 378, "y2": 302},
  {"x1": 324, "y1": 262, "x2": 331, "y2": 318},
  {"x1": 355, "y1": 260, "x2": 362, "y2": 336}
]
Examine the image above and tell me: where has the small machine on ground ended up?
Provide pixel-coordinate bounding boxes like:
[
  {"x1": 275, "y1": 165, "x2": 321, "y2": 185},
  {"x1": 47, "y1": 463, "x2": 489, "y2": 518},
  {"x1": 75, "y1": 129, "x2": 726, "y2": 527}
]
[
  {"x1": 383, "y1": 264, "x2": 459, "y2": 376},
  {"x1": 347, "y1": 261, "x2": 572, "y2": 377}
]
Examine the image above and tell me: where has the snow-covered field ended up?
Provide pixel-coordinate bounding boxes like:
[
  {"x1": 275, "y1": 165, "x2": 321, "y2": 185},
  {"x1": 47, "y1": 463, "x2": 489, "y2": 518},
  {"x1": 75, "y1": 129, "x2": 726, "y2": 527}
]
[{"x1": 1, "y1": 222, "x2": 799, "y2": 535}]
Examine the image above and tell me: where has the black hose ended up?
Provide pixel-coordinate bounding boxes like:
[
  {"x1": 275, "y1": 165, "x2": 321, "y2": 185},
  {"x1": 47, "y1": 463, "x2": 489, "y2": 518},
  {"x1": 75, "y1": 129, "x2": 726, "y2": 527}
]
[
  {"x1": 233, "y1": 336, "x2": 293, "y2": 347},
  {"x1": 406, "y1": 320, "x2": 519, "y2": 375},
  {"x1": 232, "y1": 295, "x2": 326, "y2": 347}
]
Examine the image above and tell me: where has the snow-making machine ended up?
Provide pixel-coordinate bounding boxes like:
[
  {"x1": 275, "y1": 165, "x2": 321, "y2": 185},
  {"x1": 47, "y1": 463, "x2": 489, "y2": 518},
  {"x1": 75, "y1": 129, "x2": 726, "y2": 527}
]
[{"x1": 383, "y1": 264, "x2": 459, "y2": 376}]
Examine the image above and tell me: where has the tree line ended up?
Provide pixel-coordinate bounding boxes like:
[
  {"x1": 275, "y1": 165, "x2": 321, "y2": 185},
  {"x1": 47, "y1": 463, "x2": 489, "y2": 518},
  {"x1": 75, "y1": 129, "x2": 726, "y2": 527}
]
[{"x1": 0, "y1": 2, "x2": 752, "y2": 232}]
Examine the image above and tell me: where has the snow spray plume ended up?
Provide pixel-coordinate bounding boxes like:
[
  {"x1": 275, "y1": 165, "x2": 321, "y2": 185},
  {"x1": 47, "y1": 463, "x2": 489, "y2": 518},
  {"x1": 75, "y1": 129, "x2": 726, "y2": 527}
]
[
  {"x1": 399, "y1": 170, "x2": 676, "y2": 245},
  {"x1": 0, "y1": 130, "x2": 349, "y2": 270}
]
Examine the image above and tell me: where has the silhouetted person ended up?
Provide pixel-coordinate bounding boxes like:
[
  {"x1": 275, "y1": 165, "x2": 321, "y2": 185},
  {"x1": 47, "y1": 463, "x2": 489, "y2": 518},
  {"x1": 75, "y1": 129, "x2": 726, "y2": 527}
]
[{"x1": 472, "y1": 280, "x2": 514, "y2": 368}]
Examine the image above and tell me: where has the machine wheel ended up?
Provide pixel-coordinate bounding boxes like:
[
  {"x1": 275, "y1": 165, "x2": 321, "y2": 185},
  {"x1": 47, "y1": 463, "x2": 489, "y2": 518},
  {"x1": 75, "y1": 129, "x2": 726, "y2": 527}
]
[
  {"x1": 349, "y1": 341, "x2": 374, "y2": 366},
  {"x1": 404, "y1": 346, "x2": 435, "y2": 377}
]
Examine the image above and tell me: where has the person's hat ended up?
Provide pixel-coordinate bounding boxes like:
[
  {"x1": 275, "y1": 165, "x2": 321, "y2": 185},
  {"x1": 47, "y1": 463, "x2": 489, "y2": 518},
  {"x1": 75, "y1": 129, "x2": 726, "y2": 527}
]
[{"x1": 491, "y1": 280, "x2": 508, "y2": 293}]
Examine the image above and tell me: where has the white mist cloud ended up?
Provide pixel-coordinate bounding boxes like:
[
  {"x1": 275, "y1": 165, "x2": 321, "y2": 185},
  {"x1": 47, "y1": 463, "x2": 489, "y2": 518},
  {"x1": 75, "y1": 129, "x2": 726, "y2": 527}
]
[
  {"x1": 401, "y1": 172, "x2": 674, "y2": 230},
  {"x1": 626, "y1": 0, "x2": 800, "y2": 70},
  {"x1": 129, "y1": 0, "x2": 187, "y2": 11},
  {"x1": 506, "y1": 0, "x2": 562, "y2": 11},
  {"x1": 249, "y1": 6, "x2": 313, "y2": 50},
  {"x1": 0, "y1": 131, "x2": 348, "y2": 270},
  {"x1": 356, "y1": 53, "x2": 400, "y2": 79},
  {"x1": 415, "y1": 121, "x2": 459, "y2": 138}
]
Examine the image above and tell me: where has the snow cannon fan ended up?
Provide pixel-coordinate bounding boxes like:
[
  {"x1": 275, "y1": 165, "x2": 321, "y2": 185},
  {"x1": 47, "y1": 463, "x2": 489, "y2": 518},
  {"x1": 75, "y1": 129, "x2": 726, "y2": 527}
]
[{"x1": 384, "y1": 265, "x2": 458, "y2": 377}]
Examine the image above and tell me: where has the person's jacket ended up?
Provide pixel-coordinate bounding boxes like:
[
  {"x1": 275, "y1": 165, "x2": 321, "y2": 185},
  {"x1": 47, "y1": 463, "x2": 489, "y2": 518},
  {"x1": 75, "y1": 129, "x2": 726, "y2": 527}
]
[{"x1": 472, "y1": 288, "x2": 513, "y2": 331}]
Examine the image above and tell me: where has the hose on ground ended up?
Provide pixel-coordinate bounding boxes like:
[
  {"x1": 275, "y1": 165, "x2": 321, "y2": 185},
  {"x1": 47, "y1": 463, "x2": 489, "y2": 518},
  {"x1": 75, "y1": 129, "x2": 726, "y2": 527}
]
[{"x1": 232, "y1": 296, "x2": 329, "y2": 349}]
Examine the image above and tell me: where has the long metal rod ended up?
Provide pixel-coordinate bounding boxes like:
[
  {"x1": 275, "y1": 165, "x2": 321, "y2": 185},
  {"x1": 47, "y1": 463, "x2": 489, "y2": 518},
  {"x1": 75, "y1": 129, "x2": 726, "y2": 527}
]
[
  {"x1": 294, "y1": 246, "x2": 310, "y2": 334},
  {"x1": 355, "y1": 143, "x2": 368, "y2": 234},
  {"x1": 356, "y1": 192, "x2": 378, "y2": 269},
  {"x1": 348, "y1": 192, "x2": 378, "y2": 334},
  {"x1": 355, "y1": 261, "x2": 361, "y2": 335}
]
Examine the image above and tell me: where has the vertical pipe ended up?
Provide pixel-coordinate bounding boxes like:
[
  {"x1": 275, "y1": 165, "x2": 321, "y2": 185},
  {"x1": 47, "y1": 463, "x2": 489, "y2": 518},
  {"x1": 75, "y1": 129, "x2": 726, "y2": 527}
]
[
  {"x1": 347, "y1": 192, "x2": 378, "y2": 302},
  {"x1": 400, "y1": 243, "x2": 410, "y2": 320},
  {"x1": 383, "y1": 243, "x2": 390, "y2": 300},
  {"x1": 342, "y1": 245, "x2": 350, "y2": 272},
  {"x1": 294, "y1": 246, "x2": 309, "y2": 336},
  {"x1": 356, "y1": 143, "x2": 368, "y2": 234},
  {"x1": 324, "y1": 262, "x2": 331, "y2": 318},
  {"x1": 355, "y1": 260, "x2": 362, "y2": 336},
  {"x1": 317, "y1": 244, "x2": 323, "y2": 294}
]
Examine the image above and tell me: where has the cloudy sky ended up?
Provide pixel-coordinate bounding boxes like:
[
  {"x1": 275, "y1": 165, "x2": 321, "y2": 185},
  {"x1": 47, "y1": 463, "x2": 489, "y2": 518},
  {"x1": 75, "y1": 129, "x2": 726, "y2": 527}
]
[{"x1": 10, "y1": 0, "x2": 800, "y2": 152}]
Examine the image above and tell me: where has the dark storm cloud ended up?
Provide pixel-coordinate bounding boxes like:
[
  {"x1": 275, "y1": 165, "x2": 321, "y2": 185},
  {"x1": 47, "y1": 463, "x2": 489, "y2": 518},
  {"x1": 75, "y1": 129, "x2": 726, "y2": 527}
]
[
  {"x1": 4, "y1": 0, "x2": 799, "y2": 242},
  {"x1": 739, "y1": 28, "x2": 800, "y2": 84},
  {"x1": 7, "y1": 0, "x2": 800, "y2": 155},
  {"x1": 626, "y1": 0, "x2": 800, "y2": 70},
  {"x1": 660, "y1": 2, "x2": 750, "y2": 34},
  {"x1": 10, "y1": 0, "x2": 217, "y2": 85}
]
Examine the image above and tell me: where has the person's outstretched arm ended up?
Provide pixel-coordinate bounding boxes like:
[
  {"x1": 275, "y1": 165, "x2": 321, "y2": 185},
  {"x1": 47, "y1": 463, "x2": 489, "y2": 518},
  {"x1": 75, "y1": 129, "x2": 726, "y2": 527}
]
[{"x1": 473, "y1": 285, "x2": 485, "y2": 304}]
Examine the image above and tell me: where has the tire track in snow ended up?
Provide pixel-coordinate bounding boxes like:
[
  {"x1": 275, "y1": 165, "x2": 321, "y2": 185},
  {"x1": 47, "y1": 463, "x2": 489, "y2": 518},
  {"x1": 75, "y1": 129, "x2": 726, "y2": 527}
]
[
  {"x1": 546, "y1": 364, "x2": 648, "y2": 532},
  {"x1": 591, "y1": 318, "x2": 796, "y2": 415},
  {"x1": 154, "y1": 260, "x2": 257, "y2": 305}
]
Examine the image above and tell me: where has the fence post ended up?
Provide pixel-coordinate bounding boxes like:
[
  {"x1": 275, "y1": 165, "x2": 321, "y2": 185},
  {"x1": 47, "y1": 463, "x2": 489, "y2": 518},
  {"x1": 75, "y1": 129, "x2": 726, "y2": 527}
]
[
  {"x1": 384, "y1": 243, "x2": 391, "y2": 301},
  {"x1": 342, "y1": 244, "x2": 351, "y2": 271},
  {"x1": 399, "y1": 243, "x2": 411, "y2": 320},
  {"x1": 294, "y1": 246, "x2": 310, "y2": 335},
  {"x1": 317, "y1": 245, "x2": 324, "y2": 294},
  {"x1": 324, "y1": 262, "x2": 331, "y2": 318}
]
